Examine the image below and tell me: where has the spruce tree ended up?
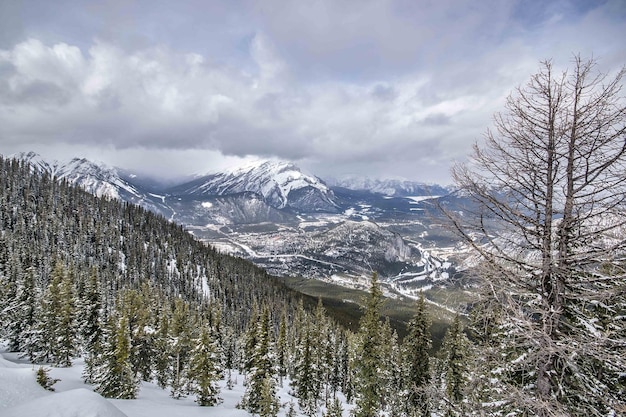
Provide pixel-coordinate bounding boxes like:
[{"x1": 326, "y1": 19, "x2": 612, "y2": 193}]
[
  {"x1": 404, "y1": 293, "x2": 432, "y2": 417},
  {"x1": 55, "y1": 266, "x2": 77, "y2": 367},
  {"x1": 188, "y1": 326, "x2": 222, "y2": 406},
  {"x1": 293, "y1": 321, "x2": 317, "y2": 416},
  {"x1": 353, "y1": 273, "x2": 385, "y2": 417},
  {"x1": 169, "y1": 298, "x2": 193, "y2": 399},
  {"x1": 242, "y1": 305, "x2": 278, "y2": 415},
  {"x1": 93, "y1": 314, "x2": 139, "y2": 399},
  {"x1": 276, "y1": 308, "x2": 288, "y2": 386},
  {"x1": 440, "y1": 314, "x2": 470, "y2": 416}
]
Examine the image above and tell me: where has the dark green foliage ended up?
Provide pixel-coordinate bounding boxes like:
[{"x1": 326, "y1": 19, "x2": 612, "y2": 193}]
[
  {"x1": 93, "y1": 315, "x2": 139, "y2": 399},
  {"x1": 404, "y1": 293, "x2": 432, "y2": 416},
  {"x1": 242, "y1": 305, "x2": 278, "y2": 415},
  {"x1": 188, "y1": 326, "x2": 222, "y2": 406},
  {"x1": 36, "y1": 366, "x2": 59, "y2": 391},
  {"x1": 353, "y1": 273, "x2": 385, "y2": 417},
  {"x1": 440, "y1": 314, "x2": 470, "y2": 415}
]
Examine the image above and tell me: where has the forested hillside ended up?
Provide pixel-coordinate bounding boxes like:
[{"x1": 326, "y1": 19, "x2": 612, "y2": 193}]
[{"x1": 0, "y1": 155, "x2": 456, "y2": 416}]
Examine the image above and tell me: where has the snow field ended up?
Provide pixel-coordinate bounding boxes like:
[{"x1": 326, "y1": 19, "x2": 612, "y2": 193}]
[{"x1": 0, "y1": 349, "x2": 353, "y2": 417}]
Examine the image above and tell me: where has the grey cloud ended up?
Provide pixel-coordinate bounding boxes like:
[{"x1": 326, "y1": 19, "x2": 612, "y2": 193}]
[{"x1": 0, "y1": 0, "x2": 624, "y2": 184}]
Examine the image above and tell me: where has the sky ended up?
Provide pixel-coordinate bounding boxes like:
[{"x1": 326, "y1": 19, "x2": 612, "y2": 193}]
[{"x1": 0, "y1": 0, "x2": 624, "y2": 184}]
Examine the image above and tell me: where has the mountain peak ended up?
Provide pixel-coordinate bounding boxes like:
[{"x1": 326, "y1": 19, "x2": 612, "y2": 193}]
[{"x1": 174, "y1": 159, "x2": 338, "y2": 212}]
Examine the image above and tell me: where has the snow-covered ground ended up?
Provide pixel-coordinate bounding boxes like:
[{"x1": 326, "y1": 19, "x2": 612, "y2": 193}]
[{"x1": 0, "y1": 347, "x2": 353, "y2": 417}]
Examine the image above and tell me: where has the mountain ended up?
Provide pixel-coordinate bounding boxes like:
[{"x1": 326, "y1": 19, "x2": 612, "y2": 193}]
[
  {"x1": 13, "y1": 152, "x2": 173, "y2": 217},
  {"x1": 9, "y1": 152, "x2": 462, "y2": 291},
  {"x1": 169, "y1": 160, "x2": 339, "y2": 212},
  {"x1": 328, "y1": 176, "x2": 450, "y2": 197}
]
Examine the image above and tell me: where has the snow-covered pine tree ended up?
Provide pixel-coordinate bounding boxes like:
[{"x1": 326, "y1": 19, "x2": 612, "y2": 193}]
[
  {"x1": 5, "y1": 264, "x2": 37, "y2": 353},
  {"x1": 403, "y1": 293, "x2": 432, "y2": 417},
  {"x1": 352, "y1": 273, "x2": 385, "y2": 417},
  {"x1": 93, "y1": 314, "x2": 139, "y2": 399},
  {"x1": 439, "y1": 314, "x2": 470, "y2": 416},
  {"x1": 276, "y1": 308, "x2": 288, "y2": 386},
  {"x1": 258, "y1": 376, "x2": 280, "y2": 417},
  {"x1": 242, "y1": 304, "x2": 279, "y2": 415},
  {"x1": 55, "y1": 265, "x2": 78, "y2": 367},
  {"x1": 293, "y1": 320, "x2": 318, "y2": 416},
  {"x1": 154, "y1": 304, "x2": 171, "y2": 389},
  {"x1": 188, "y1": 325, "x2": 222, "y2": 406},
  {"x1": 169, "y1": 298, "x2": 193, "y2": 399},
  {"x1": 25, "y1": 262, "x2": 65, "y2": 363}
]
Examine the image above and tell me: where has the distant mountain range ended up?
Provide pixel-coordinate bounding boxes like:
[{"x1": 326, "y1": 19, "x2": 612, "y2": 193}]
[
  {"x1": 14, "y1": 151, "x2": 450, "y2": 216},
  {"x1": 10, "y1": 151, "x2": 460, "y2": 291},
  {"x1": 328, "y1": 176, "x2": 451, "y2": 197}
]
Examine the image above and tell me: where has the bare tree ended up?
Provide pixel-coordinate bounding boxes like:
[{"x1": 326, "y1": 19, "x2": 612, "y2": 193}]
[{"x1": 448, "y1": 57, "x2": 626, "y2": 416}]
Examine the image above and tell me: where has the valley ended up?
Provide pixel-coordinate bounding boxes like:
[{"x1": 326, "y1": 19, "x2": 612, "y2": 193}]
[{"x1": 14, "y1": 152, "x2": 472, "y2": 313}]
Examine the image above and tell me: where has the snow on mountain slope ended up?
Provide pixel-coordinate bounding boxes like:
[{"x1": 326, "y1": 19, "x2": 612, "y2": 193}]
[
  {"x1": 15, "y1": 151, "x2": 133, "y2": 199},
  {"x1": 329, "y1": 176, "x2": 450, "y2": 197},
  {"x1": 170, "y1": 160, "x2": 339, "y2": 212},
  {"x1": 12, "y1": 152, "x2": 172, "y2": 217}
]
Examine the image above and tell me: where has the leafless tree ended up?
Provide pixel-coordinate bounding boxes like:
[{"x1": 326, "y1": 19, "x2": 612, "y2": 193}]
[{"x1": 448, "y1": 57, "x2": 626, "y2": 416}]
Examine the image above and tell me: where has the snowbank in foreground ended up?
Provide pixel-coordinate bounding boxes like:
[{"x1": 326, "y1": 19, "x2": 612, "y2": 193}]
[{"x1": 3, "y1": 388, "x2": 128, "y2": 417}]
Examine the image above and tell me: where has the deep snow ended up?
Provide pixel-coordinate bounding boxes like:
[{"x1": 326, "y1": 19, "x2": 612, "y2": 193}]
[{"x1": 0, "y1": 347, "x2": 352, "y2": 417}]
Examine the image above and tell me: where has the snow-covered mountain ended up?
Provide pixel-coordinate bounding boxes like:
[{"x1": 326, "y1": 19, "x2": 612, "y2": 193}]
[
  {"x1": 9, "y1": 152, "x2": 461, "y2": 291},
  {"x1": 13, "y1": 152, "x2": 172, "y2": 216},
  {"x1": 169, "y1": 160, "x2": 339, "y2": 212},
  {"x1": 328, "y1": 176, "x2": 450, "y2": 197}
]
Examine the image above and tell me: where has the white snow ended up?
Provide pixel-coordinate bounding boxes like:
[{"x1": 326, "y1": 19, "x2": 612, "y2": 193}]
[{"x1": 0, "y1": 348, "x2": 354, "y2": 417}]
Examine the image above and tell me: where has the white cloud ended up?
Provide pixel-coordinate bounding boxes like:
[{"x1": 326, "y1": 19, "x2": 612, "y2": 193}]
[{"x1": 0, "y1": 0, "x2": 624, "y2": 184}]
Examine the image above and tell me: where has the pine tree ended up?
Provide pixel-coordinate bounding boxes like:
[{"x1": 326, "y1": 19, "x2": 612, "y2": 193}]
[
  {"x1": 293, "y1": 321, "x2": 317, "y2": 416},
  {"x1": 26, "y1": 262, "x2": 65, "y2": 363},
  {"x1": 153, "y1": 305, "x2": 171, "y2": 389},
  {"x1": 258, "y1": 376, "x2": 280, "y2": 417},
  {"x1": 353, "y1": 273, "x2": 385, "y2": 417},
  {"x1": 169, "y1": 298, "x2": 193, "y2": 399},
  {"x1": 36, "y1": 366, "x2": 59, "y2": 391},
  {"x1": 440, "y1": 314, "x2": 470, "y2": 416},
  {"x1": 93, "y1": 314, "x2": 139, "y2": 399},
  {"x1": 55, "y1": 266, "x2": 78, "y2": 367},
  {"x1": 242, "y1": 305, "x2": 279, "y2": 415},
  {"x1": 404, "y1": 293, "x2": 432, "y2": 417},
  {"x1": 324, "y1": 396, "x2": 344, "y2": 417},
  {"x1": 276, "y1": 308, "x2": 288, "y2": 386},
  {"x1": 188, "y1": 326, "x2": 222, "y2": 406}
]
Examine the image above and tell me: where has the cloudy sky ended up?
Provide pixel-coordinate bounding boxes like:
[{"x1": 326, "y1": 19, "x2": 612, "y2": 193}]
[{"x1": 1, "y1": 0, "x2": 624, "y2": 184}]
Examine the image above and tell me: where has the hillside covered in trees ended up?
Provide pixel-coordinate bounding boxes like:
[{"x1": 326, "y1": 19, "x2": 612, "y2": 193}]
[{"x1": 0, "y1": 154, "x2": 468, "y2": 416}]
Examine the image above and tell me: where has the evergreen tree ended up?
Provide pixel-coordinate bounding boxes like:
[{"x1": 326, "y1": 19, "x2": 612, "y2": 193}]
[
  {"x1": 169, "y1": 298, "x2": 193, "y2": 399},
  {"x1": 440, "y1": 314, "x2": 470, "y2": 416},
  {"x1": 276, "y1": 308, "x2": 288, "y2": 386},
  {"x1": 293, "y1": 321, "x2": 317, "y2": 416},
  {"x1": 258, "y1": 376, "x2": 280, "y2": 417},
  {"x1": 404, "y1": 293, "x2": 432, "y2": 417},
  {"x1": 25, "y1": 262, "x2": 65, "y2": 363},
  {"x1": 324, "y1": 396, "x2": 344, "y2": 417},
  {"x1": 353, "y1": 273, "x2": 385, "y2": 417},
  {"x1": 55, "y1": 266, "x2": 78, "y2": 367},
  {"x1": 36, "y1": 366, "x2": 59, "y2": 391},
  {"x1": 188, "y1": 326, "x2": 222, "y2": 406},
  {"x1": 153, "y1": 304, "x2": 171, "y2": 389},
  {"x1": 242, "y1": 305, "x2": 278, "y2": 415},
  {"x1": 93, "y1": 314, "x2": 139, "y2": 399}
]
